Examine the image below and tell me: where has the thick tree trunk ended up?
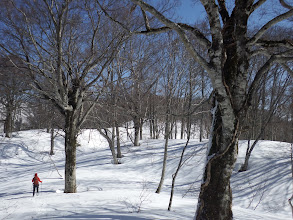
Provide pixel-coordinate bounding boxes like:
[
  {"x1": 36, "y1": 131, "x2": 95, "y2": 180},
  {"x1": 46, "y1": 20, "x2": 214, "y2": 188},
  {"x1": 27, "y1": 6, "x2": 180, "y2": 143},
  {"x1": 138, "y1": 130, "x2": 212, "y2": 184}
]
[
  {"x1": 64, "y1": 110, "x2": 77, "y2": 193},
  {"x1": 196, "y1": 103, "x2": 238, "y2": 220}
]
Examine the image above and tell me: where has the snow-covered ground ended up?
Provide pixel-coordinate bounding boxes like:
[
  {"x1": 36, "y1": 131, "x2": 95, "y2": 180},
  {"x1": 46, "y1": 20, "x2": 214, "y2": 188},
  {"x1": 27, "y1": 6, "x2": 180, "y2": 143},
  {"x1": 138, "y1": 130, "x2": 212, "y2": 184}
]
[{"x1": 0, "y1": 129, "x2": 292, "y2": 219}]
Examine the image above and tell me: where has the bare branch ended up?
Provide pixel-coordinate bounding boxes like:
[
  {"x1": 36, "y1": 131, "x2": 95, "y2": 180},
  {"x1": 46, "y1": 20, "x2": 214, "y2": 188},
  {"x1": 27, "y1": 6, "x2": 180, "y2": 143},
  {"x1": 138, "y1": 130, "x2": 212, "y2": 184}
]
[
  {"x1": 248, "y1": 9, "x2": 293, "y2": 45},
  {"x1": 130, "y1": 0, "x2": 213, "y2": 75},
  {"x1": 279, "y1": 63, "x2": 293, "y2": 78},
  {"x1": 133, "y1": 26, "x2": 172, "y2": 35},
  {"x1": 280, "y1": 0, "x2": 293, "y2": 9},
  {"x1": 178, "y1": 23, "x2": 211, "y2": 47},
  {"x1": 245, "y1": 53, "x2": 293, "y2": 109},
  {"x1": 250, "y1": 0, "x2": 267, "y2": 14},
  {"x1": 199, "y1": 0, "x2": 223, "y2": 46},
  {"x1": 244, "y1": 55, "x2": 275, "y2": 110},
  {"x1": 141, "y1": 8, "x2": 151, "y2": 31},
  {"x1": 96, "y1": 0, "x2": 132, "y2": 34},
  {"x1": 254, "y1": 39, "x2": 293, "y2": 49}
]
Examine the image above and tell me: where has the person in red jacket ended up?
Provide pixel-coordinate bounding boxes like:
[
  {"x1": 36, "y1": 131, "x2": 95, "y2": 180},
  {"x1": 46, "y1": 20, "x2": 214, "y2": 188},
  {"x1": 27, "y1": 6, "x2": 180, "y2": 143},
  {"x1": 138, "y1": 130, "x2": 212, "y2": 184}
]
[{"x1": 32, "y1": 173, "x2": 42, "y2": 196}]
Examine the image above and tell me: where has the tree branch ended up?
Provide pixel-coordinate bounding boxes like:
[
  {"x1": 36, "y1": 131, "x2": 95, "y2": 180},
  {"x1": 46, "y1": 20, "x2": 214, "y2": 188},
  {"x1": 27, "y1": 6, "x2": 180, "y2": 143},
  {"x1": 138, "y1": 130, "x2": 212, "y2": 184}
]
[
  {"x1": 96, "y1": 0, "x2": 132, "y2": 34},
  {"x1": 141, "y1": 8, "x2": 151, "y2": 31},
  {"x1": 245, "y1": 54, "x2": 293, "y2": 109},
  {"x1": 130, "y1": 0, "x2": 213, "y2": 75},
  {"x1": 254, "y1": 39, "x2": 293, "y2": 49},
  {"x1": 177, "y1": 23, "x2": 211, "y2": 47},
  {"x1": 218, "y1": 0, "x2": 230, "y2": 23},
  {"x1": 248, "y1": 9, "x2": 293, "y2": 45},
  {"x1": 279, "y1": 0, "x2": 293, "y2": 9},
  {"x1": 199, "y1": 0, "x2": 223, "y2": 47},
  {"x1": 279, "y1": 63, "x2": 293, "y2": 78},
  {"x1": 250, "y1": 0, "x2": 267, "y2": 15}
]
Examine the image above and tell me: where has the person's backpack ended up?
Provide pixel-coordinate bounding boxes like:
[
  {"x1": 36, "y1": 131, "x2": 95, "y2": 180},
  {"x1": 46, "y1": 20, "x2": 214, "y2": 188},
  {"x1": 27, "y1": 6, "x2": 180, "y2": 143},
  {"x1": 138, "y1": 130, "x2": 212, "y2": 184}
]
[{"x1": 33, "y1": 176, "x2": 39, "y2": 185}]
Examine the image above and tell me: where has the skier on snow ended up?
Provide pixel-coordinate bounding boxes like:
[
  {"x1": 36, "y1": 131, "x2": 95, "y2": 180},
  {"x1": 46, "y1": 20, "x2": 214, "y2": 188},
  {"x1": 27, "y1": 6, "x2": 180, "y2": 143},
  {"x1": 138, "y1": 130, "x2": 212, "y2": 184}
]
[{"x1": 32, "y1": 173, "x2": 42, "y2": 196}]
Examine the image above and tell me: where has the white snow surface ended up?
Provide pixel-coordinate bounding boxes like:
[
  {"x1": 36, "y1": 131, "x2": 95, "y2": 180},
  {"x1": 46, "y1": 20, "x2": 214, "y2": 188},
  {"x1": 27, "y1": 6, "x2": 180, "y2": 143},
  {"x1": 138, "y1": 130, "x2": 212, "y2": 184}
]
[{"x1": 0, "y1": 129, "x2": 292, "y2": 220}]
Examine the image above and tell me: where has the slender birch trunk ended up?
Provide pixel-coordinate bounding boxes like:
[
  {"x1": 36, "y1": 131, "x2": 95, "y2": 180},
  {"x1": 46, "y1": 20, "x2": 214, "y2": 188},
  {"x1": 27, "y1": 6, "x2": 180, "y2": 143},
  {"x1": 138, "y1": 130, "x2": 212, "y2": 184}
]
[{"x1": 155, "y1": 111, "x2": 170, "y2": 193}]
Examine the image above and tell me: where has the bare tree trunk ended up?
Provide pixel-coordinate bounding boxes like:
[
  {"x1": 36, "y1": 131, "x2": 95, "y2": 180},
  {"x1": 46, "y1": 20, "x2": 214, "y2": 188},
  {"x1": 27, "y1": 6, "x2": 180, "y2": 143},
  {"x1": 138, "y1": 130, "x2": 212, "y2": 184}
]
[
  {"x1": 199, "y1": 70, "x2": 205, "y2": 142},
  {"x1": 168, "y1": 80, "x2": 193, "y2": 210},
  {"x1": 97, "y1": 128, "x2": 119, "y2": 164},
  {"x1": 4, "y1": 102, "x2": 13, "y2": 138},
  {"x1": 64, "y1": 110, "x2": 78, "y2": 193},
  {"x1": 50, "y1": 127, "x2": 55, "y2": 155},
  {"x1": 116, "y1": 124, "x2": 122, "y2": 158},
  {"x1": 139, "y1": 118, "x2": 143, "y2": 140},
  {"x1": 126, "y1": 122, "x2": 129, "y2": 140},
  {"x1": 195, "y1": 101, "x2": 238, "y2": 220},
  {"x1": 155, "y1": 112, "x2": 170, "y2": 193},
  {"x1": 174, "y1": 119, "x2": 177, "y2": 139},
  {"x1": 168, "y1": 130, "x2": 190, "y2": 210},
  {"x1": 133, "y1": 116, "x2": 140, "y2": 146},
  {"x1": 180, "y1": 117, "x2": 185, "y2": 139},
  {"x1": 149, "y1": 119, "x2": 153, "y2": 139},
  {"x1": 111, "y1": 127, "x2": 115, "y2": 146}
]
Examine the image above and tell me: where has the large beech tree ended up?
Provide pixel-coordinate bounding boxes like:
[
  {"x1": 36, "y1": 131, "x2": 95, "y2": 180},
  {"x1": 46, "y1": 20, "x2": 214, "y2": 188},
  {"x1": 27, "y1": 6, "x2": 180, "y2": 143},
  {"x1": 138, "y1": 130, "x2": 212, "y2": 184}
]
[
  {"x1": 0, "y1": 0, "x2": 126, "y2": 193},
  {"x1": 110, "y1": 0, "x2": 293, "y2": 219}
]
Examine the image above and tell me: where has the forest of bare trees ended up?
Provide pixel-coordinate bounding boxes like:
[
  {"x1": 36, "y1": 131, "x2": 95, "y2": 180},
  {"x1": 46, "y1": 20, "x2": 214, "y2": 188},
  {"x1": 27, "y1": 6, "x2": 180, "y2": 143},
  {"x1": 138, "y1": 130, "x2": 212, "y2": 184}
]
[{"x1": 0, "y1": 0, "x2": 292, "y2": 219}]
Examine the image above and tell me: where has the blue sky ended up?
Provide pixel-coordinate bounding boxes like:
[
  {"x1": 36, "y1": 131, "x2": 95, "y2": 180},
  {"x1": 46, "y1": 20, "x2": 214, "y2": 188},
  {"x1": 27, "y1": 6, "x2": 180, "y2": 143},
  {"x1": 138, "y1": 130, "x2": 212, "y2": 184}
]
[
  {"x1": 174, "y1": 0, "x2": 291, "y2": 28},
  {"x1": 176, "y1": 0, "x2": 206, "y2": 24}
]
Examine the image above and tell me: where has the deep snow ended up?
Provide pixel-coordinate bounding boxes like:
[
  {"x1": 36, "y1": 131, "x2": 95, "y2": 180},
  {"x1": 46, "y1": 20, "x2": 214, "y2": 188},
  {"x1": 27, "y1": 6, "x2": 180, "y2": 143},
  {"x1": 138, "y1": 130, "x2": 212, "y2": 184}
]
[{"x1": 0, "y1": 129, "x2": 292, "y2": 219}]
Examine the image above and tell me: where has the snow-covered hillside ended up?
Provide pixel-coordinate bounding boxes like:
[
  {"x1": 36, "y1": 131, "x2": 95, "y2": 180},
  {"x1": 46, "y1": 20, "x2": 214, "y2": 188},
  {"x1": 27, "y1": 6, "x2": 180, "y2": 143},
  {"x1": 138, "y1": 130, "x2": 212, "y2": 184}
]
[{"x1": 0, "y1": 130, "x2": 292, "y2": 219}]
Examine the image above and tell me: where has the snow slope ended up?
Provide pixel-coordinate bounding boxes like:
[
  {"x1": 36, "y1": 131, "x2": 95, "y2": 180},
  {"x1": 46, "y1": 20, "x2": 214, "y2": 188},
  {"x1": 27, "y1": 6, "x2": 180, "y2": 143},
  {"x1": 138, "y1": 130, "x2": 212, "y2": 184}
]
[{"x1": 0, "y1": 129, "x2": 292, "y2": 219}]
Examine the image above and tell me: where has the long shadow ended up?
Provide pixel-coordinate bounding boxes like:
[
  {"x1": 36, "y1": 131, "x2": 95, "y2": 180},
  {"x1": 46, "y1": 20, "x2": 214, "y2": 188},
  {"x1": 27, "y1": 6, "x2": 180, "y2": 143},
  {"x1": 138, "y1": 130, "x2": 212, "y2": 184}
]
[
  {"x1": 231, "y1": 152, "x2": 291, "y2": 212},
  {"x1": 1, "y1": 190, "x2": 32, "y2": 199},
  {"x1": 52, "y1": 214, "x2": 151, "y2": 220},
  {"x1": 33, "y1": 205, "x2": 190, "y2": 220}
]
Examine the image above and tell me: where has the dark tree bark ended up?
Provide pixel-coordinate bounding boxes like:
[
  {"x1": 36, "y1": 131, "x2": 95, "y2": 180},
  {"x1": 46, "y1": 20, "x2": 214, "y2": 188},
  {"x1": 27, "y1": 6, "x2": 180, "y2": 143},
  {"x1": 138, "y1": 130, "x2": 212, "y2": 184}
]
[
  {"x1": 50, "y1": 127, "x2": 55, "y2": 156},
  {"x1": 64, "y1": 110, "x2": 78, "y2": 193},
  {"x1": 115, "y1": 124, "x2": 122, "y2": 158}
]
